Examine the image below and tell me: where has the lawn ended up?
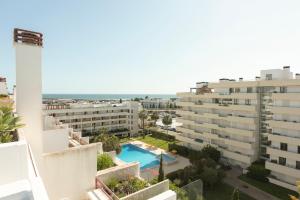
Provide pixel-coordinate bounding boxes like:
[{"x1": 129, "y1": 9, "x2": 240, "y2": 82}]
[
  {"x1": 239, "y1": 175, "x2": 299, "y2": 200},
  {"x1": 134, "y1": 135, "x2": 174, "y2": 150},
  {"x1": 203, "y1": 182, "x2": 255, "y2": 200}
]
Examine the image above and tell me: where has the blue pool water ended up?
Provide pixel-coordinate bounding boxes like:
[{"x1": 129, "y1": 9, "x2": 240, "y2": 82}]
[{"x1": 117, "y1": 144, "x2": 176, "y2": 170}]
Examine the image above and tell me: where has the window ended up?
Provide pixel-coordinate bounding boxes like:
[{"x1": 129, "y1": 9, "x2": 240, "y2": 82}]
[
  {"x1": 266, "y1": 74, "x2": 272, "y2": 80},
  {"x1": 297, "y1": 161, "x2": 300, "y2": 170},
  {"x1": 235, "y1": 88, "x2": 240, "y2": 93},
  {"x1": 279, "y1": 157, "x2": 286, "y2": 166},
  {"x1": 234, "y1": 99, "x2": 238, "y2": 105},
  {"x1": 245, "y1": 99, "x2": 251, "y2": 105},
  {"x1": 280, "y1": 87, "x2": 287, "y2": 93},
  {"x1": 280, "y1": 143, "x2": 288, "y2": 151},
  {"x1": 247, "y1": 87, "x2": 253, "y2": 93},
  {"x1": 229, "y1": 88, "x2": 234, "y2": 94},
  {"x1": 298, "y1": 146, "x2": 300, "y2": 154}
]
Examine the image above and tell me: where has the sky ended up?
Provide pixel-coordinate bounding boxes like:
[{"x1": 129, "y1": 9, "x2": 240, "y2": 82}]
[{"x1": 1, "y1": 0, "x2": 300, "y2": 94}]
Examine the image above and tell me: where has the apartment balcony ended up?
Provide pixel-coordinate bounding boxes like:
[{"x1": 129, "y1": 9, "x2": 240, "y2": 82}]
[
  {"x1": 222, "y1": 137, "x2": 253, "y2": 150},
  {"x1": 267, "y1": 120, "x2": 300, "y2": 130},
  {"x1": 220, "y1": 147, "x2": 252, "y2": 165},
  {"x1": 266, "y1": 161, "x2": 300, "y2": 180},
  {"x1": 176, "y1": 126, "x2": 197, "y2": 136},
  {"x1": 270, "y1": 106, "x2": 300, "y2": 116},
  {"x1": 268, "y1": 133, "x2": 300, "y2": 146},
  {"x1": 199, "y1": 112, "x2": 256, "y2": 125},
  {"x1": 271, "y1": 93, "x2": 300, "y2": 101},
  {"x1": 266, "y1": 147, "x2": 300, "y2": 161},
  {"x1": 176, "y1": 118, "x2": 196, "y2": 127},
  {"x1": 224, "y1": 127, "x2": 256, "y2": 138}
]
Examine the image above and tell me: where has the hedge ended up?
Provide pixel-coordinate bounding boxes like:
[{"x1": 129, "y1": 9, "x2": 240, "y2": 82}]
[{"x1": 148, "y1": 129, "x2": 175, "y2": 142}]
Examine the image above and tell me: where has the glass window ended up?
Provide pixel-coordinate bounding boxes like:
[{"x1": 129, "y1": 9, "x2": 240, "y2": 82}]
[
  {"x1": 266, "y1": 74, "x2": 272, "y2": 80},
  {"x1": 279, "y1": 157, "x2": 286, "y2": 166},
  {"x1": 298, "y1": 146, "x2": 300, "y2": 154},
  {"x1": 296, "y1": 161, "x2": 300, "y2": 169},
  {"x1": 247, "y1": 87, "x2": 253, "y2": 93},
  {"x1": 280, "y1": 143, "x2": 288, "y2": 151}
]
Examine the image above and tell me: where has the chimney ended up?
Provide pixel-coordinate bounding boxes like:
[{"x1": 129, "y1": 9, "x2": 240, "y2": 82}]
[
  {"x1": 239, "y1": 77, "x2": 243, "y2": 82},
  {"x1": 14, "y1": 28, "x2": 44, "y2": 169},
  {"x1": 255, "y1": 76, "x2": 260, "y2": 81},
  {"x1": 296, "y1": 73, "x2": 300, "y2": 79}
]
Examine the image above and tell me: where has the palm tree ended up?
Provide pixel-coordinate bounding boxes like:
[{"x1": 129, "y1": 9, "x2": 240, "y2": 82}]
[
  {"x1": 151, "y1": 112, "x2": 159, "y2": 127},
  {"x1": 139, "y1": 110, "x2": 148, "y2": 138},
  {"x1": 0, "y1": 106, "x2": 24, "y2": 143},
  {"x1": 162, "y1": 114, "x2": 172, "y2": 134}
]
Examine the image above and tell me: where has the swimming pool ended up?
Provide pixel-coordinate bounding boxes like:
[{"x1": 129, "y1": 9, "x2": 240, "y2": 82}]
[{"x1": 117, "y1": 144, "x2": 176, "y2": 170}]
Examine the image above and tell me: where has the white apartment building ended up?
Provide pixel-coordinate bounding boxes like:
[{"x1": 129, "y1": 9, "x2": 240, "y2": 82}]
[
  {"x1": 141, "y1": 98, "x2": 177, "y2": 110},
  {"x1": 43, "y1": 101, "x2": 139, "y2": 137},
  {"x1": 177, "y1": 67, "x2": 300, "y2": 191},
  {"x1": 0, "y1": 77, "x2": 8, "y2": 95}
]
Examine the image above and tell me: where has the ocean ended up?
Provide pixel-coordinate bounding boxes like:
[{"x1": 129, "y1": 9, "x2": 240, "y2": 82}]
[{"x1": 43, "y1": 94, "x2": 176, "y2": 100}]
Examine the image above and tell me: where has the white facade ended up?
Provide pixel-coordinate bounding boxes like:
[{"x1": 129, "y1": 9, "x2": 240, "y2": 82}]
[
  {"x1": 43, "y1": 101, "x2": 139, "y2": 136},
  {"x1": 141, "y1": 98, "x2": 177, "y2": 109},
  {"x1": 177, "y1": 67, "x2": 300, "y2": 191}
]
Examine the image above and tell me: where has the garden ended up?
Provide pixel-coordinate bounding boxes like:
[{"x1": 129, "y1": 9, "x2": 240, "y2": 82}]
[{"x1": 106, "y1": 176, "x2": 148, "y2": 198}]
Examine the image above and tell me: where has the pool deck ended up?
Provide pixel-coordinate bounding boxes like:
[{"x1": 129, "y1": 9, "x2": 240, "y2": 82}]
[{"x1": 120, "y1": 140, "x2": 191, "y2": 181}]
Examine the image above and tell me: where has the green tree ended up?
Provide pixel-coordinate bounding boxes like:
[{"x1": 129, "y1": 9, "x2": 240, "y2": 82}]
[
  {"x1": 162, "y1": 114, "x2": 172, "y2": 134},
  {"x1": 200, "y1": 167, "x2": 218, "y2": 189},
  {"x1": 97, "y1": 154, "x2": 114, "y2": 170},
  {"x1": 201, "y1": 145, "x2": 221, "y2": 162},
  {"x1": 94, "y1": 129, "x2": 121, "y2": 154},
  {"x1": 151, "y1": 112, "x2": 159, "y2": 126},
  {"x1": 231, "y1": 188, "x2": 240, "y2": 200},
  {"x1": 246, "y1": 163, "x2": 270, "y2": 182},
  {"x1": 0, "y1": 106, "x2": 24, "y2": 143},
  {"x1": 158, "y1": 153, "x2": 165, "y2": 182},
  {"x1": 139, "y1": 110, "x2": 148, "y2": 138}
]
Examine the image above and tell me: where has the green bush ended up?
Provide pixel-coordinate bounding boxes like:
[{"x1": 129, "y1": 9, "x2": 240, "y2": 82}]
[
  {"x1": 148, "y1": 129, "x2": 175, "y2": 141},
  {"x1": 97, "y1": 154, "x2": 114, "y2": 171},
  {"x1": 107, "y1": 176, "x2": 148, "y2": 198},
  {"x1": 201, "y1": 145, "x2": 221, "y2": 162},
  {"x1": 168, "y1": 143, "x2": 190, "y2": 157},
  {"x1": 246, "y1": 163, "x2": 270, "y2": 182},
  {"x1": 94, "y1": 134, "x2": 122, "y2": 154}
]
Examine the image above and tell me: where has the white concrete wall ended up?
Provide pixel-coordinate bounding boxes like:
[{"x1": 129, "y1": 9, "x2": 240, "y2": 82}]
[
  {"x1": 97, "y1": 162, "x2": 140, "y2": 184},
  {"x1": 148, "y1": 190, "x2": 177, "y2": 200},
  {"x1": 43, "y1": 143, "x2": 99, "y2": 200},
  {"x1": 43, "y1": 128, "x2": 69, "y2": 153},
  {"x1": 121, "y1": 179, "x2": 171, "y2": 200},
  {"x1": 0, "y1": 141, "x2": 28, "y2": 185}
]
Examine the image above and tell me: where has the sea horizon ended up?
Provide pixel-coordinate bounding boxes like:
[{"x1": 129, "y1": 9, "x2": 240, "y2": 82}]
[{"x1": 43, "y1": 93, "x2": 177, "y2": 100}]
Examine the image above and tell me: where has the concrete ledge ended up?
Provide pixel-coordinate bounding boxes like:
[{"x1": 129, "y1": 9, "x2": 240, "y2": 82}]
[{"x1": 268, "y1": 177, "x2": 298, "y2": 192}]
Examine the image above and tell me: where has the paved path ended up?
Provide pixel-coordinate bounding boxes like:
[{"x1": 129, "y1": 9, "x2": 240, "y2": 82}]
[{"x1": 224, "y1": 167, "x2": 280, "y2": 200}]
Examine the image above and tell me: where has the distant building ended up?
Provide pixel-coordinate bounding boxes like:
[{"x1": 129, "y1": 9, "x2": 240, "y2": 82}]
[
  {"x1": 177, "y1": 66, "x2": 300, "y2": 191},
  {"x1": 141, "y1": 98, "x2": 177, "y2": 110},
  {"x1": 0, "y1": 77, "x2": 8, "y2": 95},
  {"x1": 43, "y1": 101, "x2": 139, "y2": 137}
]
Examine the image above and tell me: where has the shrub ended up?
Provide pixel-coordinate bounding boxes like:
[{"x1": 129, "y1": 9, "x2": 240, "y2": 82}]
[
  {"x1": 107, "y1": 177, "x2": 148, "y2": 198},
  {"x1": 168, "y1": 143, "x2": 190, "y2": 157},
  {"x1": 201, "y1": 145, "x2": 221, "y2": 162},
  {"x1": 94, "y1": 134, "x2": 121, "y2": 154},
  {"x1": 97, "y1": 154, "x2": 114, "y2": 170},
  {"x1": 246, "y1": 163, "x2": 270, "y2": 182},
  {"x1": 200, "y1": 167, "x2": 219, "y2": 189},
  {"x1": 150, "y1": 129, "x2": 175, "y2": 141}
]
